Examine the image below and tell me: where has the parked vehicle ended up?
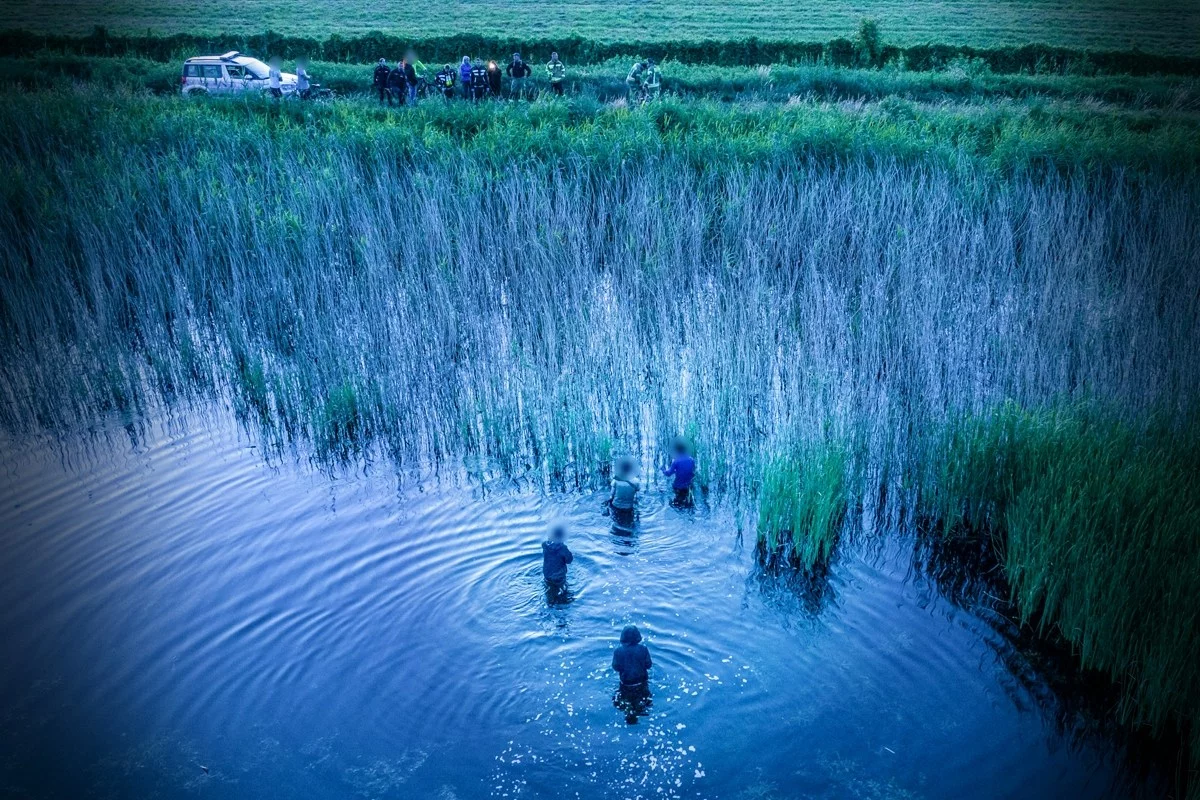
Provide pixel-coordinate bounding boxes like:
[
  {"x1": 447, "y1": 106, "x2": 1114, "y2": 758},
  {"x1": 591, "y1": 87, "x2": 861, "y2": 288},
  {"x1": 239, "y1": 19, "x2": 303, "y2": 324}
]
[{"x1": 181, "y1": 52, "x2": 297, "y2": 97}]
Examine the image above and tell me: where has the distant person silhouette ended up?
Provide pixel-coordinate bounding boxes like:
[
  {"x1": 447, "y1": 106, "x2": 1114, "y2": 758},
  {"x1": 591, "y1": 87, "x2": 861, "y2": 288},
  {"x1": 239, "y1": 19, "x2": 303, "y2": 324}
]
[
  {"x1": 612, "y1": 625, "x2": 653, "y2": 723},
  {"x1": 662, "y1": 437, "x2": 696, "y2": 507}
]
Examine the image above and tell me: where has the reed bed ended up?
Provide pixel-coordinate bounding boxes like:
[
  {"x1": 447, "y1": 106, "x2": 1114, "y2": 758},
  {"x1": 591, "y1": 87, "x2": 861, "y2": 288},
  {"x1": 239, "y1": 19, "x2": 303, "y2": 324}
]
[
  {"x1": 1, "y1": 88, "x2": 1198, "y2": 774},
  {"x1": 927, "y1": 404, "x2": 1200, "y2": 775}
]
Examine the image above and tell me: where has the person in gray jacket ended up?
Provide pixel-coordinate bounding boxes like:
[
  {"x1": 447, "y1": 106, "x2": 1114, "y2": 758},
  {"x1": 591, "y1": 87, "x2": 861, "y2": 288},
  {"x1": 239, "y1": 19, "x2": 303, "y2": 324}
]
[{"x1": 608, "y1": 455, "x2": 639, "y2": 529}]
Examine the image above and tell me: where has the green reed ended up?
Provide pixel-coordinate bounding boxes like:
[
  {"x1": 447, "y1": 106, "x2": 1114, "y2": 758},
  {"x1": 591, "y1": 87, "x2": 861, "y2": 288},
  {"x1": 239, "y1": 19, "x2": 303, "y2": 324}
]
[{"x1": 927, "y1": 403, "x2": 1200, "y2": 779}]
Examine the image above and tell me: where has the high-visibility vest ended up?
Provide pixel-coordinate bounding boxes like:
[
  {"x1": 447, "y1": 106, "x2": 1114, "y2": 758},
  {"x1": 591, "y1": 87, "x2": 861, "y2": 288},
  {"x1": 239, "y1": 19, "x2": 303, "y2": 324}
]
[{"x1": 547, "y1": 60, "x2": 565, "y2": 82}]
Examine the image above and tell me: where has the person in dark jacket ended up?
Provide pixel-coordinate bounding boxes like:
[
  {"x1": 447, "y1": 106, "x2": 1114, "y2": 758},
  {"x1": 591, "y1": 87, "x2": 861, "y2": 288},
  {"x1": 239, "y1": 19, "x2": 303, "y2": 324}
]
[
  {"x1": 470, "y1": 61, "x2": 489, "y2": 100},
  {"x1": 373, "y1": 58, "x2": 391, "y2": 104},
  {"x1": 542, "y1": 525, "x2": 573, "y2": 583},
  {"x1": 386, "y1": 60, "x2": 406, "y2": 106},
  {"x1": 662, "y1": 437, "x2": 696, "y2": 507},
  {"x1": 542, "y1": 524, "x2": 574, "y2": 605},
  {"x1": 402, "y1": 52, "x2": 419, "y2": 107},
  {"x1": 506, "y1": 52, "x2": 532, "y2": 99},
  {"x1": 612, "y1": 625, "x2": 652, "y2": 686},
  {"x1": 485, "y1": 59, "x2": 502, "y2": 98},
  {"x1": 612, "y1": 625, "x2": 653, "y2": 723},
  {"x1": 435, "y1": 63, "x2": 456, "y2": 100}
]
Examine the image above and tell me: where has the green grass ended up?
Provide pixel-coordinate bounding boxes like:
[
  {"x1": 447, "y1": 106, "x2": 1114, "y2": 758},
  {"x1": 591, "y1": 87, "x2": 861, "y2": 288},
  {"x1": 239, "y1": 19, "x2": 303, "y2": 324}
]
[
  {"x1": 3, "y1": 0, "x2": 1198, "y2": 54},
  {"x1": 756, "y1": 443, "x2": 848, "y2": 568},
  {"x1": 2, "y1": 83, "x2": 1195, "y2": 173},
  {"x1": 927, "y1": 403, "x2": 1200, "y2": 769},
  {"x1": 6, "y1": 54, "x2": 1199, "y2": 112}
]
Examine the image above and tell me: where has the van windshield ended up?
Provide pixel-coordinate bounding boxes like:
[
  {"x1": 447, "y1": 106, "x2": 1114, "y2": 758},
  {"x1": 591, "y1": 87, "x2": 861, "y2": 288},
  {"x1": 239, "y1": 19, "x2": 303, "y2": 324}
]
[{"x1": 236, "y1": 58, "x2": 270, "y2": 79}]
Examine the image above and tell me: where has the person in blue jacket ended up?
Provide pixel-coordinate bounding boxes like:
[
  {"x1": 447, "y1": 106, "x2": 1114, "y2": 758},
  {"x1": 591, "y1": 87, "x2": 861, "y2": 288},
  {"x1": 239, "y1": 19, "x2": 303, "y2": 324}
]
[
  {"x1": 662, "y1": 437, "x2": 696, "y2": 507},
  {"x1": 612, "y1": 625, "x2": 653, "y2": 722}
]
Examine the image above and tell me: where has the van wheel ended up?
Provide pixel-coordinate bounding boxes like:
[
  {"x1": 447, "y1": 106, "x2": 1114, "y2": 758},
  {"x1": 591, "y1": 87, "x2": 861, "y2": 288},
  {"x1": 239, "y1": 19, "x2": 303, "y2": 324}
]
[{"x1": 187, "y1": 88, "x2": 208, "y2": 97}]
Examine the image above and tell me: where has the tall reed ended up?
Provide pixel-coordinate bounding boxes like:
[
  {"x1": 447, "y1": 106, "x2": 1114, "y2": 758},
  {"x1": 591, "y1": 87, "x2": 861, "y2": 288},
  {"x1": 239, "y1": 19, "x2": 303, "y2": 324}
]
[
  {"x1": 2, "y1": 86, "x2": 1198, "y2": 785},
  {"x1": 927, "y1": 403, "x2": 1200, "y2": 779}
]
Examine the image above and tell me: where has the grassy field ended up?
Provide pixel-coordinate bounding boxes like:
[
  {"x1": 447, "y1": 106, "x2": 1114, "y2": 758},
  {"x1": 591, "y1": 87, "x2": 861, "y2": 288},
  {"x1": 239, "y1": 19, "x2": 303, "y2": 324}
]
[{"x1": 3, "y1": 0, "x2": 1199, "y2": 54}]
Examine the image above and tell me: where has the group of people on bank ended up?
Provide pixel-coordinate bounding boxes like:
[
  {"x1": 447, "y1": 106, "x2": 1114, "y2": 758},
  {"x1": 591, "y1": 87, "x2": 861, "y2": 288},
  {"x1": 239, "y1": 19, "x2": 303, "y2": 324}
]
[
  {"x1": 540, "y1": 438, "x2": 696, "y2": 722},
  {"x1": 372, "y1": 51, "x2": 565, "y2": 104},
  {"x1": 370, "y1": 51, "x2": 663, "y2": 105}
]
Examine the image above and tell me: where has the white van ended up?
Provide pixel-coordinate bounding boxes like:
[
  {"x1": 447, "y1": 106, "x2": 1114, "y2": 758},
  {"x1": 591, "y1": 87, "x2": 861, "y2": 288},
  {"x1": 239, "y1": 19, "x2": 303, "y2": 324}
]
[{"x1": 181, "y1": 52, "x2": 297, "y2": 96}]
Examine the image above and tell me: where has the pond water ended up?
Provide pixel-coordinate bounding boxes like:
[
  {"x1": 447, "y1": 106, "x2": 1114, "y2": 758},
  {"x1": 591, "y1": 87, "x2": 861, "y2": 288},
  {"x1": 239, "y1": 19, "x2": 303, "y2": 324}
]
[{"x1": 0, "y1": 411, "x2": 1157, "y2": 799}]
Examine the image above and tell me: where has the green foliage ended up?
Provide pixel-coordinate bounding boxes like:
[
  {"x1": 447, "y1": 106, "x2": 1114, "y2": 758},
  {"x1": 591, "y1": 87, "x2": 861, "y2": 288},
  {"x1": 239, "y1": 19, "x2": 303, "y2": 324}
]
[
  {"x1": 931, "y1": 404, "x2": 1200, "y2": 762},
  {"x1": 856, "y1": 18, "x2": 882, "y2": 68},
  {"x1": 757, "y1": 443, "x2": 848, "y2": 568},
  {"x1": 1, "y1": 83, "x2": 1194, "y2": 174}
]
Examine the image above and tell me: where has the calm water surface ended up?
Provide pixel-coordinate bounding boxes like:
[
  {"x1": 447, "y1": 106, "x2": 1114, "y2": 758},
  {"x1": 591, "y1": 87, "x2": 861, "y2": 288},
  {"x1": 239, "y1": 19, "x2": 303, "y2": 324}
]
[{"x1": 0, "y1": 411, "x2": 1151, "y2": 799}]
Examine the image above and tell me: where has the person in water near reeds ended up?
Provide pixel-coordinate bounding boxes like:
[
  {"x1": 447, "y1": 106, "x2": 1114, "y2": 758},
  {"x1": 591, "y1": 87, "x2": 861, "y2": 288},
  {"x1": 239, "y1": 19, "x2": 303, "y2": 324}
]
[
  {"x1": 612, "y1": 625, "x2": 653, "y2": 723},
  {"x1": 662, "y1": 437, "x2": 696, "y2": 507},
  {"x1": 608, "y1": 455, "x2": 639, "y2": 528},
  {"x1": 541, "y1": 524, "x2": 573, "y2": 603}
]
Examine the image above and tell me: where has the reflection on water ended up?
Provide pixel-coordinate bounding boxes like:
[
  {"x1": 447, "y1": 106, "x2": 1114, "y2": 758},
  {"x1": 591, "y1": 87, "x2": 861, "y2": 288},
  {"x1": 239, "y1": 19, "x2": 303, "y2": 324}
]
[
  {"x1": 613, "y1": 683, "x2": 653, "y2": 726},
  {"x1": 0, "y1": 410, "x2": 1166, "y2": 799},
  {"x1": 544, "y1": 579, "x2": 575, "y2": 609}
]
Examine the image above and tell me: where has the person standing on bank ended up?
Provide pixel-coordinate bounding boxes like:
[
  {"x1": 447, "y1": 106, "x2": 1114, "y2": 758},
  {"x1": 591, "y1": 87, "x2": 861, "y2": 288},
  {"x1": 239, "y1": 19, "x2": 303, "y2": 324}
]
[
  {"x1": 373, "y1": 58, "x2": 391, "y2": 103},
  {"x1": 486, "y1": 59, "x2": 502, "y2": 98},
  {"x1": 295, "y1": 58, "x2": 311, "y2": 99},
  {"x1": 506, "y1": 52, "x2": 532, "y2": 99},
  {"x1": 459, "y1": 56, "x2": 473, "y2": 99},
  {"x1": 403, "y1": 53, "x2": 419, "y2": 107},
  {"x1": 546, "y1": 52, "x2": 566, "y2": 96},
  {"x1": 387, "y1": 59, "x2": 406, "y2": 106},
  {"x1": 268, "y1": 56, "x2": 283, "y2": 98}
]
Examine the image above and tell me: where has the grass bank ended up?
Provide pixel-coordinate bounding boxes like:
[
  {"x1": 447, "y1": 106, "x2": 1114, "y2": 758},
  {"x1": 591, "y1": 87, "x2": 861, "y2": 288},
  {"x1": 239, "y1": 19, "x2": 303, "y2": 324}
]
[
  {"x1": 5, "y1": 54, "x2": 1199, "y2": 113},
  {"x1": 1, "y1": 85, "x2": 1196, "y2": 173}
]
